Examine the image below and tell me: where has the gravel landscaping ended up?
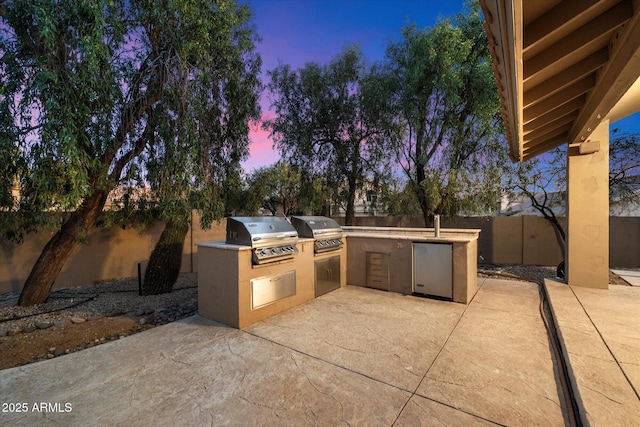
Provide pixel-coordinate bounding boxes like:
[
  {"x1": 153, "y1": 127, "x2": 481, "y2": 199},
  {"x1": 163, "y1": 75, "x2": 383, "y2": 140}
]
[{"x1": 0, "y1": 273, "x2": 197, "y2": 337}]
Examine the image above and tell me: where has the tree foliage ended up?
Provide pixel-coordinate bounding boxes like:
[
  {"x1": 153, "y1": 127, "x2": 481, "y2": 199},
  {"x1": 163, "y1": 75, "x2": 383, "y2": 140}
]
[
  {"x1": 0, "y1": 0, "x2": 261, "y2": 304},
  {"x1": 263, "y1": 46, "x2": 395, "y2": 225},
  {"x1": 609, "y1": 129, "x2": 640, "y2": 211},
  {"x1": 137, "y1": 0, "x2": 261, "y2": 294},
  {"x1": 244, "y1": 162, "x2": 302, "y2": 216},
  {"x1": 242, "y1": 162, "x2": 336, "y2": 217},
  {"x1": 382, "y1": 3, "x2": 505, "y2": 225}
]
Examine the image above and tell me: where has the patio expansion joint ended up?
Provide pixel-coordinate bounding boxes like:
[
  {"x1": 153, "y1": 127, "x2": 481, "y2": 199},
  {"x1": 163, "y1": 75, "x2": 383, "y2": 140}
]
[
  {"x1": 239, "y1": 328, "x2": 408, "y2": 393},
  {"x1": 390, "y1": 277, "x2": 506, "y2": 427},
  {"x1": 243, "y1": 303, "x2": 502, "y2": 426},
  {"x1": 288, "y1": 353, "x2": 349, "y2": 425},
  {"x1": 569, "y1": 285, "x2": 640, "y2": 401}
]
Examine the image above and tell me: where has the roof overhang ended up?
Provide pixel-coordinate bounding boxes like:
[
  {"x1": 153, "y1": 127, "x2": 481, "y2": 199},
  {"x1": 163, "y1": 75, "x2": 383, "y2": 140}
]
[{"x1": 480, "y1": 0, "x2": 640, "y2": 162}]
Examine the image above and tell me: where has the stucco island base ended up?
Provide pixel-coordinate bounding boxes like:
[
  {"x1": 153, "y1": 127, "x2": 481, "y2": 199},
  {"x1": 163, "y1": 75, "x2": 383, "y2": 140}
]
[{"x1": 198, "y1": 228, "x2": 479, "y2": 329}]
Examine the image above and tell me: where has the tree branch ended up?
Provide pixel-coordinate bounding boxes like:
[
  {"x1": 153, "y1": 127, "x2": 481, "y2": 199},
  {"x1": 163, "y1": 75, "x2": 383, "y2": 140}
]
[{"x1": 108, "y1": 106, "x2": 158, "y2": 183}]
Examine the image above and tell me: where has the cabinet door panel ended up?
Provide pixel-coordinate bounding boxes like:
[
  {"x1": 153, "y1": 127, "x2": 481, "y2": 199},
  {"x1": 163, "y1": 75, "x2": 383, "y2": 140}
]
[
  {"x1": 315, "y1": 256, "x2": 340, "y2": 297},
  {"x1": 366, "y1": 252, "x2": 389, "y2": 290}
]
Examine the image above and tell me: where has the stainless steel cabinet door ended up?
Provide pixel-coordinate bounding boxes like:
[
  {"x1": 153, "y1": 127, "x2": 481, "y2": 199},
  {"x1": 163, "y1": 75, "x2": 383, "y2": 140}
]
[
  {"x1": 251, "y1": 270, "x2": 296, "y2": 309},
  {"x1": 315, "y1": 255, "x2": 340, "y2": 297}
]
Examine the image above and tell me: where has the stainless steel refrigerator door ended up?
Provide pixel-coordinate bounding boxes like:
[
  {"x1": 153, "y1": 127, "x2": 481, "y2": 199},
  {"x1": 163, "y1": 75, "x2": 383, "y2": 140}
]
[{"x1": 412, "y1": 243, "x2": 453, "y2": 298}]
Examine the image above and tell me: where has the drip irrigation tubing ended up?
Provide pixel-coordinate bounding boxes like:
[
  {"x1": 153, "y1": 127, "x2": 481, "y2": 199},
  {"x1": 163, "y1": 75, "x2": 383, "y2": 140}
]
[
  {"x1": 0, "y1": 297, "x2": 97, "y2": 323},
  {"x1": 0, "y1": 285, "x2": 198, "y2": 324}
]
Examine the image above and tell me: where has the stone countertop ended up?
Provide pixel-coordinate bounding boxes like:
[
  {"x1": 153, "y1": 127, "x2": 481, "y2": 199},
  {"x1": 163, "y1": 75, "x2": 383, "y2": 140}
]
[
  {"x1": 197, "y1": 232, "x2": 477, "y2": 248},
  {"x1": 342, "y1": 232, "x2": 478, "y2": 244},
  {"x1": 342, "y1": 226, "x2": 481, "y2": 234},
  {"x1": 196, "y1": 238, "x2": 315, "y2": 251}
]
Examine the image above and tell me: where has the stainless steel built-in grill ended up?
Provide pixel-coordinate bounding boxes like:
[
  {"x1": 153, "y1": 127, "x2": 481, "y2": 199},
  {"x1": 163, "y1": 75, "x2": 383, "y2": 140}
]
[
  {"x1": 226, "y1": 217, "x2": 299, "y2": 264},
  {"x1": 290, "y1": 216, "x2": 343, "y2": 254}
]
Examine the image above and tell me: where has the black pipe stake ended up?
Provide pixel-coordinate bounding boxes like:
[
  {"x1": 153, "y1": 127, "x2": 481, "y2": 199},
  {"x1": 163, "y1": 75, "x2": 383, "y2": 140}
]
[{"x1": 137, "y1": 263, "x2": 142, "y2": 296}]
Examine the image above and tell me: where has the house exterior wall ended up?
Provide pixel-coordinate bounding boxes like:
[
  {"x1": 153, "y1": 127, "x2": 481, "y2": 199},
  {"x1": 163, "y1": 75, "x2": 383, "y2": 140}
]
[{"x1": 501, "y1": 191, "x2": 640, "y2": 217}]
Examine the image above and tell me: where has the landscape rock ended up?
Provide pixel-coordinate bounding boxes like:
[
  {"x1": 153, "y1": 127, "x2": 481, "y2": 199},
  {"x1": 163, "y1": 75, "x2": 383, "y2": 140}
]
[
  {"x1": 152, "y1": 299, "x2": 197, "y2": 326},
  {"x1": 7, "y1": 328, "x2": 22, "y2": 336},
  {"x1": 36, "y1": 321, "x2": 54, "y2": 329},
  {"x1": 23, "y1": 325, "x2": 37, "y2": 333},
  {"x1": 70, "y1": 317, "x2": 86, "y2": 324}
]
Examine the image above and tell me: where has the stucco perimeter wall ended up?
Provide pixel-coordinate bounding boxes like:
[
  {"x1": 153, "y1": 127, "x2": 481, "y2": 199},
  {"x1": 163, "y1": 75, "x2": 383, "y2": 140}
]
[
  {"x1": 340, "y1": 216, "x2": 639, "y2": 268},
  {"x1": 2, "y1": 215, "x2": 638, "y2": 293},
  {"x1": 0, "y1": 212, "x2": 226, "y2": 294},
  {"x1": 610, "y1": 217, "x2": 640, "y2": 268}
]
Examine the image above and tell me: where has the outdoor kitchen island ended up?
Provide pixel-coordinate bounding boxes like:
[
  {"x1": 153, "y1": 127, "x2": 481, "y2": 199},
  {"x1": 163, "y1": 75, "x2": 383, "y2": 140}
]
[
  {"x1": 198, "y1": 239, "x2": 314, "y2": 328},
  {"x1": 198, "y1": 216, "x2": 347, "y2": 328},
  {"x1": 343, "y1": 226, "x2": 480, "y2": 304},
  {"x1": 197, "y1": 221, "x2": 479, "y2": 329}
]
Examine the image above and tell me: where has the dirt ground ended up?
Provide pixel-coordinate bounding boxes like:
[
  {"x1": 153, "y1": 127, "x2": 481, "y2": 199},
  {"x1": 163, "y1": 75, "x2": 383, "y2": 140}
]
[
  {"x1": 0, "y1": 316, "x2": 153, "y2": 370},
  {"x1": 0, "y1": 274, "x2": 197, "y2": 370}
]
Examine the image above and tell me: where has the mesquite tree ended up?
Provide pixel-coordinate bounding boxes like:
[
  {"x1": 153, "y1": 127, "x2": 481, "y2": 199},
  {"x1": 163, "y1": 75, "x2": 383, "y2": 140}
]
[
  {"x1": 244, "y1": 162, "x2": 303, "y2": 216},
  {"x1": 383, "y1": 4, "x2": 506, "y2": 226},
  {"x1": 140, "y1": 1, "x2": 261, "y2": 295},
  {"x1": 0, "y1": 0, "x2": 260, "y2": 304},
  {"x1": 263, "y1": 46, "x2": 394, "y2": 225}
]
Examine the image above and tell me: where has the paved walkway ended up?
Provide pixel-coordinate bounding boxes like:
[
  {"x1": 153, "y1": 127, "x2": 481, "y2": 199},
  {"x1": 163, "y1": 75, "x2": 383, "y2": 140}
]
[
  {"x1": 1, "y1": 278, "x2": 566, "y2": 426},
  {"x1": 544, "y1": 279, "x2": 640, "y2": 426}
]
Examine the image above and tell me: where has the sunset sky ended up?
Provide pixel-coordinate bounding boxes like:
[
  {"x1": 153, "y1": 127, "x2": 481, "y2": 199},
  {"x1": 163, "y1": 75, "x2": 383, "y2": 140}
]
[
  {"x1": 240, "y1": 0, "x2": 640, "y2": 172},
  {"x1": 240, "y1": 0, "x2": 467, "y2": 171}
]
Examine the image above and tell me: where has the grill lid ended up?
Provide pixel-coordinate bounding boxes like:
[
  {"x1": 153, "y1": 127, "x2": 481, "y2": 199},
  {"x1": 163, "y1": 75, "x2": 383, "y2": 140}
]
[
  {"x1": 290, "y1": 216, "x2": 342, "y2": 239},
  {"x1": 226, "y1": 217, "x2": 298, "y2": 248}
]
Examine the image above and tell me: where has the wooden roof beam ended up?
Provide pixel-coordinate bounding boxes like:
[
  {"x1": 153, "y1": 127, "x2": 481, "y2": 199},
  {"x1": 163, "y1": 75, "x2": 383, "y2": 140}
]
[
  {"x1": 523, "y1": 48, "x2": 608, "y2": 105},
  {"x1": 570, "y1": 2, "x2": 640, "y2": 144},
  {"x1": 524, "y1": 111, "x2": 578, "y2": 140},
  {"x1": 522, "y1": 135, "x2": 568, "y2": 161},
  {"x1": 524, "y1": 0, "x2": 617, "y2": 56},
  {"x1": 524, "y1": 1, "x2": 632, "y2": 83},
  {"x1": 524, "y1": 76, "x2": 593, "y2": 124},
  {"x1": 524, "y1": 123, "x2": 572, "y2": 148},
  {"x1": 523, "y1": 96, "x2": 585, "y2": 135}
]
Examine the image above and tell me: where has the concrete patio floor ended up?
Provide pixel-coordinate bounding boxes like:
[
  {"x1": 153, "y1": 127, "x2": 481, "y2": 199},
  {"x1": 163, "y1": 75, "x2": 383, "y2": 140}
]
[
  {"x1": 0, "y1": 277, "x2": 574, "y2": 426},
  {"x1": 544, "y1": 278, "x2": 640, "y2": 426}
]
